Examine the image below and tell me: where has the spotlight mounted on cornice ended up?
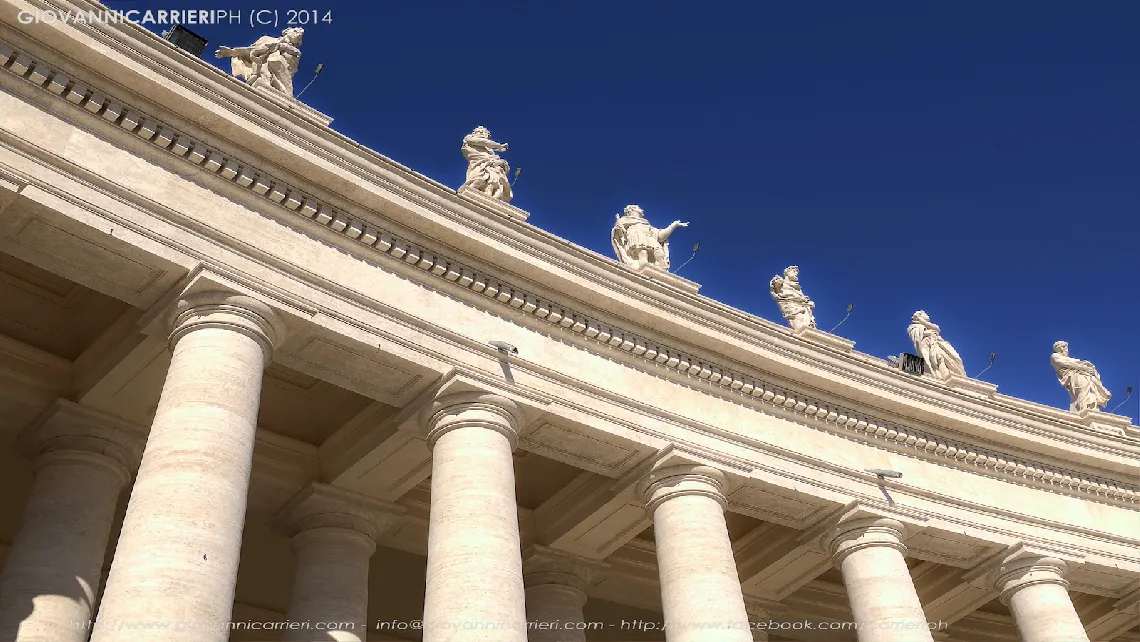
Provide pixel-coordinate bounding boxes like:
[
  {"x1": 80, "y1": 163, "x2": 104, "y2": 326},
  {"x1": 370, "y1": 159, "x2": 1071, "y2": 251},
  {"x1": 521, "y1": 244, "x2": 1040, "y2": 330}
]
[
  {"x1": 865, "y1": 468, "x2": 903, "y2": 479},
  {"x1": 489, "y1": 340, "x2": 519, "y2": 354},
  {"x1": 162, "y1": 25, "x2": 207, "y2": 57}
]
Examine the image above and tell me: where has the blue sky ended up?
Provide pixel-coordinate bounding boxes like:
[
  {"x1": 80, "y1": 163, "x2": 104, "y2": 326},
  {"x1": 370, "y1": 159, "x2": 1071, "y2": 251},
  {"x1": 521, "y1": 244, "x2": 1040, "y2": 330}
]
[{"x1": 124, "y1": 1, "x2": 1138, "y2": 418}]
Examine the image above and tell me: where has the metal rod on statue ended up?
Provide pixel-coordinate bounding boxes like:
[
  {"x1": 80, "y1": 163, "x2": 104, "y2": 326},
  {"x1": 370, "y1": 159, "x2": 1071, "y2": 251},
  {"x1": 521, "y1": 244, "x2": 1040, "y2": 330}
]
[
  {"x1": 296, "y1": 63, "x2": 324, "y2": 99},
  {"x1": 829, "y1": 303, "x2": 853, "y2": 333},
  {"x1": 974, "y1": 353, "x2": 997, "y2": 378},
  {"x1": 1110, "y1": 386, "x2": 1134, "y2": 414},
  {"x1": 673, "y1": 242, "x2": 700, "y2": 274}
]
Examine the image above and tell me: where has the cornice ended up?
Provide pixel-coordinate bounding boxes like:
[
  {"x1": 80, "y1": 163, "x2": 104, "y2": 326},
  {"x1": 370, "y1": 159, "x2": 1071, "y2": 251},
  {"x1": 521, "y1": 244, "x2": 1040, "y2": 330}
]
[
  {"x1": 4, "y1": 6, "x2": 1135, "y2": 466},
  {"x1": 2, "y1": 36, "x2": 1140, "y2": 513},
  {"x1": 2, "y1": 26, "x2": 1138, "y2": 503}
]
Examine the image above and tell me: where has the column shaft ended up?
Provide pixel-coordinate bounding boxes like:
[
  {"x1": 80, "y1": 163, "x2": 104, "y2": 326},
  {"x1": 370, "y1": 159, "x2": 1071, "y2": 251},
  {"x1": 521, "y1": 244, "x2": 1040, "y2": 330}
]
[
  {"x1": 525, "y1": 584, "x2": 586, "y2": 642},
  {"x1": 90, "y1": 293, "x2": 281, "y2": 642},
  {"x1": 275, "y1": 483, "x2": 402, "y2": 642},
  {"x1": 641, "y1": 465, "x2": 751, "y2": 642},
  {"x1": 286, "y1": 528, "x2": 374, "y2": 642},
  {"x1": 0, "y1": 451, "x2": 128, "y2": 642},
  {"x1": 523, "y1": 548, "x2": 596, "y2": 642},
  {"x1": 827, "y1": 518, "x2": 934, "y2": 642},
  {"x1": 1007, "y1": 584, "x2": 1089, "y2": 642},
  {"x1": 421, "y1": 393, "x2": 526, "y2": 642}
]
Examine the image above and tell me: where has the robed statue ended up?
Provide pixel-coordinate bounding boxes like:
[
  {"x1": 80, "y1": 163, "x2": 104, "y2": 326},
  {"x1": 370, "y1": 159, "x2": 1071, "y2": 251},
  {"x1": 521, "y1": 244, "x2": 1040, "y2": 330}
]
[
  {"x1": 215, "y1": 28, "x2": 304, "y2": 96},
  {"x1": 770, "y1": 266, "x2": 816, "y2": 333},
  {"x1": 908, "y1": 311, "x2": 966, "y2": 381},
  {"x1": 1051, "y1": 341, "x2": 1111, "y2": 413},
  {"x1": 461, "y1": 127, "x2": 513, "y2": 202},
  {"x1": 611, "y1": 205, "x2": 688, "y2": 271}
]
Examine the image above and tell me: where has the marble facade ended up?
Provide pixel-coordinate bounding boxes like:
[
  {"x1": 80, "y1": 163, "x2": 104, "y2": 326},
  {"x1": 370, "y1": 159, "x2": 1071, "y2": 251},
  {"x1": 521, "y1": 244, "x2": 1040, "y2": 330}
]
[{"x1": 0, "y1": 4, "x2": 1137, "y2": 642}]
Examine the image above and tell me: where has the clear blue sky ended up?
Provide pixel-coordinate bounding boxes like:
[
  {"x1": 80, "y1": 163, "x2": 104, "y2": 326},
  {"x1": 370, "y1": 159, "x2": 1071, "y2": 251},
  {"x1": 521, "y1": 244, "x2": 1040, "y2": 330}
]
[{"x1": 125, "y1": 0, "x2": 1138, "y2": 419}]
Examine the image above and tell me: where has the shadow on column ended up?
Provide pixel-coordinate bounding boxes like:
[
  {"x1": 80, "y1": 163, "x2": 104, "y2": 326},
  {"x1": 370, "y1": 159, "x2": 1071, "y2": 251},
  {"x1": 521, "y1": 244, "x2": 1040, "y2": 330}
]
[
  {"x1": 0, "y1": 574, "x2": 95, "y2": 642},
  {"x1": 0, "y1": 456, "x2": 130, "y2": 642}
]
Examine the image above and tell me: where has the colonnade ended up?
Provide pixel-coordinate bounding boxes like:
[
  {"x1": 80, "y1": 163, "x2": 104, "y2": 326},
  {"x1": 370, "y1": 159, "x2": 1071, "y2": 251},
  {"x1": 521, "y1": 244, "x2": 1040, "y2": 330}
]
[{"x1": 0, "y1": 292, "x2": 1095, "y2": 642}]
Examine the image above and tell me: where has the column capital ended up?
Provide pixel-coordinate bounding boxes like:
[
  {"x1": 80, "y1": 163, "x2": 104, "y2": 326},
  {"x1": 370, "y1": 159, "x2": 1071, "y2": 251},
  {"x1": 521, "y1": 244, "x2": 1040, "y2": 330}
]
[
  {"x1": 17, "y1": 400, "x2": 148, "y2": 483},
  {"x1": 421, "y1": 390, "x2": 524, "y2": 449},
  {"x1": 804, "y1": 503, "x2": 927, "y2": 563},
  {"x1": 985, "y1": 544, "x2": 1080, "y2": 605},
  {"x1": 273, "y1": 483, "x2": 405, "y2": 545},
  {"x1": 170, "y1": 290, "x2": 287, "y2": 361},
  {"x1": 522, "y1": 545, "x2": 608, "y2": 593},
  {"x1": 819, "y1": 515, "x2": 909, "y2": 563},
  {"x1": 961, "y1": 542, "x2": 1083, "y2": 603},
  {"x1": 635, "y1": 463, "x2": 729, "y2": 512}
]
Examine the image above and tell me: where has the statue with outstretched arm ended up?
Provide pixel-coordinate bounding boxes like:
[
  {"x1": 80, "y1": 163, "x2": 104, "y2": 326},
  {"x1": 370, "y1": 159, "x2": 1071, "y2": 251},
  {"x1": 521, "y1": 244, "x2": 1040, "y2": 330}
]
[
  {"x1": 611, "y1": 205, "x2": 688, "y2": 271},
  {"x1": 216, "y1": 28, "x2": 304, "y2": 96}
]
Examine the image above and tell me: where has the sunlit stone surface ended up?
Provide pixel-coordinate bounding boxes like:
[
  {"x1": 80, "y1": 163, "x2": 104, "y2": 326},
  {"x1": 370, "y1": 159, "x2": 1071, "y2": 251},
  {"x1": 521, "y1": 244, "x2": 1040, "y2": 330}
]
[{"x1": 0, "y1": 11, "x2": 1135, "y2": 642}]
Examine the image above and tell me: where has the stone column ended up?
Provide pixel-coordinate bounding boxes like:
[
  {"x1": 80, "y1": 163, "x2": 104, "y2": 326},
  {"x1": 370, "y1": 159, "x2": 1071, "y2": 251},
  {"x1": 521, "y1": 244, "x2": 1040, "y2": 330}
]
[
  {"x1": 822, "y1": 517, "x2": 934, "y2": 642},
  {"x1": 90, "y1": 291, "x2": 285, "y2": 642},
  {"x1": 743, "y1": 597, "x2": 785, "y2": 642},
  {"x1": 0, "y1": 401, "x2": 145, "y2": 642},
  {"x1": 994, "y1": 555, "x2": 1089, "y2": 642},
  {"x1": 638, "y1": 464, "x2": 751, "y2": 642},
  {"x1": 274, "y1": 484, "x2": 404, "y2": 642},
  {"x1": 523, "y1": 546, "x2": 598, "y2": 642},
  {"x1": 421, "y1": 392, "x2": 527, "y2": 642}
]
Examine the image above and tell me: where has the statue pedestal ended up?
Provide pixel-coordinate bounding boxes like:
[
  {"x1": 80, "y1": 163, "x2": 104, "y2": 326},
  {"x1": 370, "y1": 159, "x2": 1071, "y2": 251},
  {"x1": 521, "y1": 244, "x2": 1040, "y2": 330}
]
[
  {"x1": 458, "y1": 185, "x2": 530, "y2": 221},
  {"x1": 636, "y1": 265, "x2": 701, "y2": 294},
  {"x1": 253, "y1": 87, "x2": 333, "y2": 128},
  {"x1": 946, "y1": 375, "x2": 999, "y2": 399},
  {"x1": 797, "y1": 327, "x2": 855, "y2": 352},
  {"x1": 1077, "y1": 410, "x2": 1134, "y2": 438}
]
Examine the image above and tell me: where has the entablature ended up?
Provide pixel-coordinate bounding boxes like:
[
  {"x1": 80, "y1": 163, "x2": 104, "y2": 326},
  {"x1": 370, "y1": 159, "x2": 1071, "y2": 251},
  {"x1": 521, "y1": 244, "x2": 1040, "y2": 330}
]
[{"x1": 1, "y1": 6, "x2": 1136, "y2": 505}]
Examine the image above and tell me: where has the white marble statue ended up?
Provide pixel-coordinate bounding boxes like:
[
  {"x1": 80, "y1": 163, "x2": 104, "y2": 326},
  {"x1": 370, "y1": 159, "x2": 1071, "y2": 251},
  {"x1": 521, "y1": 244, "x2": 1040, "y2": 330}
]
[
  {"x1": 770, "y1": 266, "x2": 817, "y2": 333},
  {"x1": 215, "y1": 28, "x2": 304, "y2": 96},
  {"x1": 1051, "y1": 341, "x2": 1111, "y2": 413},
  {"x1": 461, "y1": 127, "x2": 513, "y2": 202},
  {"x1": 907, "y1": 311, "x2": 966, "y2": 381},
  {"x1": 610, "y1": 205, "x2": 688, "y2": 271}
]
